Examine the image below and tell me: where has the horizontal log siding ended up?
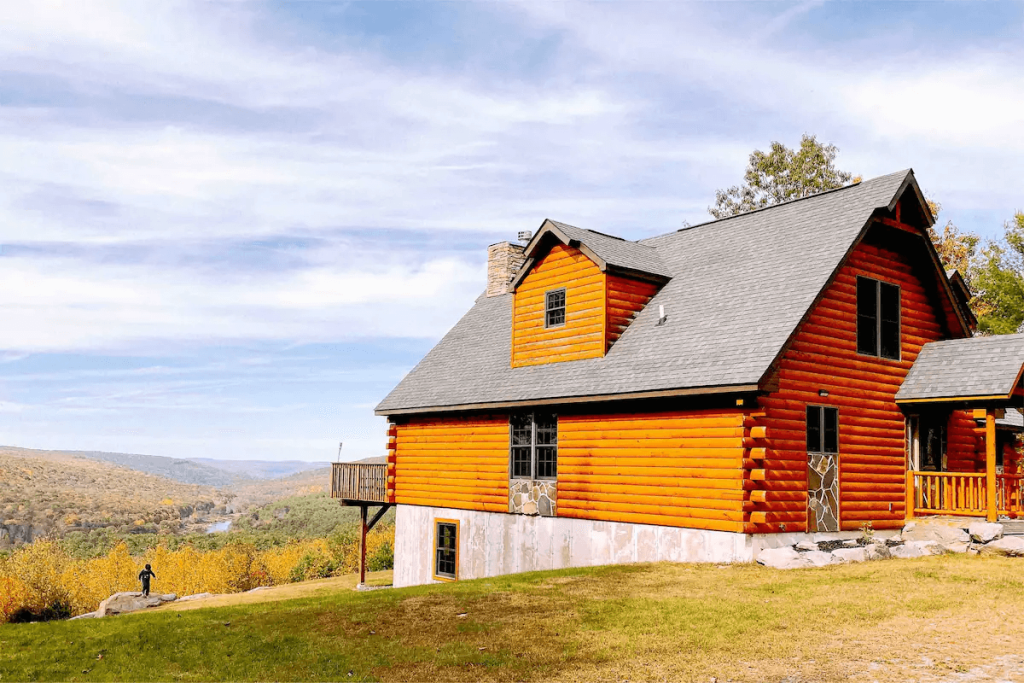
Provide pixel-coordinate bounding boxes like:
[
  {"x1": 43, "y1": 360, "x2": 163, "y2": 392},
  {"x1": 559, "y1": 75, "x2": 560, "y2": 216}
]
[
  {"x1": 758, "y1": 236, "x2": 955, "y2": 533},
  {"x1": 948, "y1": 411, "x2": 984, "y2": 473},
  {"x1": 393, "y1": 415, "x2": 509, "y2": 513},
  {"x1": 605, "y1": 274, "x2": 659, "y2": 352},
  {"x1": 558, "y1": 410, "x2": 747, "y2": 533},
  {"x1": 512, "y1": 244, "x2": 605, "y2": 367}
]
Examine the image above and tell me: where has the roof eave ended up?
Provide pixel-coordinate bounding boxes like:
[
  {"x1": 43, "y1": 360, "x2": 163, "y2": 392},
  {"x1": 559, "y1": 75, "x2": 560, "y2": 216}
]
[{"x1": 374, "y1": 383, "x2": 761, "y2": 417}]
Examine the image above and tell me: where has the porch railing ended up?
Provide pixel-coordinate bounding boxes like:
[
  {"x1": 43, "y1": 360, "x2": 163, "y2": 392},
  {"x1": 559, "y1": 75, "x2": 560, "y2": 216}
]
[
  {"x1": 907, "y1": 471, "x2": 1024, "y2": 518},
  {"x1": 997, "y1": 474, "x2": 1024, "y2": 517},
  {"x1": 331, "y1": 463, "x2": 388, "y2": 503}
]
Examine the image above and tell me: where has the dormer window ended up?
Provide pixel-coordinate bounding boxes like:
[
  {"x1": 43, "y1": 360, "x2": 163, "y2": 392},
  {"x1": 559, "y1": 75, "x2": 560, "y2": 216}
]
[{"x1": 545, "y1": 289, "x2": 566, "y2": 328}]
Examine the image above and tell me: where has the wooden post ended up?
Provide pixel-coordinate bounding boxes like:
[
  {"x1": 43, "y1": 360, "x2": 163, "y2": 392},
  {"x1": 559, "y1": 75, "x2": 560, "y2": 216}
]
[
  {"x1": 986, "y1": 410, "x2": 998, "y2": 523},
  {"x1": 905, "y1": 470, "x2": 915, "y2": 520},
  {"x1": 359, "y1": 504, "x2": 368, "y2": 586}
]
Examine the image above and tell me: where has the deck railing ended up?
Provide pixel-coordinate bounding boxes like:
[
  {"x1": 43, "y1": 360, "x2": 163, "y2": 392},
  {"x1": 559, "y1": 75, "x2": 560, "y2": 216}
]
[
  {"x1": 907, "y1": 471, "x2": 1024, "y2": 518},
  {"x1": 331, "y1": 463, "x2": 388, "y2": 503}
]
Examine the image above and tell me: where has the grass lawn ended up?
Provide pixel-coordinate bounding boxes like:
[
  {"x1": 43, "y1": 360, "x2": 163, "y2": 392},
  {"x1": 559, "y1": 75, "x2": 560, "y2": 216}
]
[{"x1": 3, "y1": 556, "x2": 1024, "y2": 682}]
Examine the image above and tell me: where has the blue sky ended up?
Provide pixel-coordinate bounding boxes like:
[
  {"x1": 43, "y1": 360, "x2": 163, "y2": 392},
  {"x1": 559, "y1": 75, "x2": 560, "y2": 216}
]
[{"x1": 1, "y1": 1, "x2": 1022, "y2": 462}]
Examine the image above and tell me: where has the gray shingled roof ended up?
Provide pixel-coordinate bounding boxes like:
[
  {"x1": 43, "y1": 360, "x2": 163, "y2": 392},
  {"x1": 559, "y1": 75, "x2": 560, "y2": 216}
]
[
  {"x1": 895, "y1": 334, "x2": 1024, "y2": 402},
  {"x1": 998, "y1": 407, "x2": 1023, "y2": 430},
  {"x1": 543, "y1": 220, "x2": 671, "y2": 278},
  {"x1": 377, "y1": 170, "x2": 919, "y2": 415}
]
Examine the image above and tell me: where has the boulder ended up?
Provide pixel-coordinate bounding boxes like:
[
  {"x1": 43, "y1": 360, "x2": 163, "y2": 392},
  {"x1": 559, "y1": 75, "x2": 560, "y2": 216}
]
[
  {"x1": 96, "y1": 592, "x2": 177, "y2": 617},
  {"x1": 795, "y1": 541, "x2": 819, "y2": 552},
  {"x1": 177, "y1": 592, "x2": 215, "y2": 603},
  {"x1": 757, "y1": 546, "x2": 812, "y2": 569},
  {"x1": 69, "y1": 611, "x2": 99, "y2": 620},
  {"x1": 980, "y1": 536, "x2": 1024, "y2": 557},
  {"x1": 842, "y1": 539, "x2": 860, "y2": 547},
  {"x1": 865, "y1": 542, "x2": 891, "y2": 560},
  {"x1": 968, "y1": 522, "x2": 1003, "y2": 544},
  {"x1": 832, "y1": 547, "x2": 868, "y2": 563},
  {"x1": 900, "y1": 523, "x2": 969, "y2": 544},
  {"x1": 891, "y1": 541, "x2": 941, "y2": 559},
  {"x1": 802, "y1": 550, "x2": 836, "y2": 567},
  {"x1": 943, "y1": 541, "x2": 970, "y2": 554}
]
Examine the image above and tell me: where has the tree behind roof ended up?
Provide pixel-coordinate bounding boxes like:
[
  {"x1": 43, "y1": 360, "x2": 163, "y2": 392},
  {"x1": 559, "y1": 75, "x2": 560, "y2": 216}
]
[
  {"x1": 709, "y1": 135, "x2": 854, "y2": 219},
  {"x1": 973, "y1": 212, "x2": 1024, "y2": 335}
]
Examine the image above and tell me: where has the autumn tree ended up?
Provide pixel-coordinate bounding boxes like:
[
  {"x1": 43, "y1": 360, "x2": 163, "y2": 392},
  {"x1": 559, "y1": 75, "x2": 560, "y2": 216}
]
[
  {"x1": 972, "y1": 212, "x2": 1024, "y2": 335},
  {"x1": 709, "y1": 135, "x2": 855, "y2": 218},
  {"x1": 923, "y1": 199, "x2": 979, "y2": 277}
]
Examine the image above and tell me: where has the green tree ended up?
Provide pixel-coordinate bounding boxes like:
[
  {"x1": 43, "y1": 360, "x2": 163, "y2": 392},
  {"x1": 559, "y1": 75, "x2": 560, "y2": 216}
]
[
  {"x1": 710, "y1": 135, "x2": 855, "y2": 218},
  {"x1": 973, "y1": 212, "x2": 1024, "y2": 335}
]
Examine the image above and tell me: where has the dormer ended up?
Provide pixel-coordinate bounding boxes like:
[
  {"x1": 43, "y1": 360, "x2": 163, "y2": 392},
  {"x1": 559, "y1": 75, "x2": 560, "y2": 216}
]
[{"x1": 507, "y1": 220, "x2": 671, "y2": 368}]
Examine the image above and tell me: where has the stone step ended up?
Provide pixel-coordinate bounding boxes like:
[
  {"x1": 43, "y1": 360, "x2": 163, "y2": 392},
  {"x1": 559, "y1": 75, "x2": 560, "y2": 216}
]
[{"x1": 999, "y1": 520, "x2": 1024, "y2": 536}]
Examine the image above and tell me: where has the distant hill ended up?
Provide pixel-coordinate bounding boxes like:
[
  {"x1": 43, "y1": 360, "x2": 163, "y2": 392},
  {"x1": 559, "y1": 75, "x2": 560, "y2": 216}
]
[
  {"x1": 0, "y1": 447, "x2": 224, "y2": 547},
  {"x1": 72, "y1": 450, "x2": 240, "y2": 487},
  {"x1": 0, "y1": 447, "x2": 331, "y2": 488},
  {"x1": 191, "y1": 458, "x2": 330, "y2": 480}
]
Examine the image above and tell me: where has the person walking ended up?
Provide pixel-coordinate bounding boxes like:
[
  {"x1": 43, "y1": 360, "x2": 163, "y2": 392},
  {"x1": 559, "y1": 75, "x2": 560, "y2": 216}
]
[{"x1": 138, "y1": 564, "x2": 157, "y2": 597}]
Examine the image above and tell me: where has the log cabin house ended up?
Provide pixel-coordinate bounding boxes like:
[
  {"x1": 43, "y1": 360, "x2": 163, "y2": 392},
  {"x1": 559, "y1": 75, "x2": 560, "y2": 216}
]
[{"x1": 333, "y1": 169, "x2": 1024, "y2": 587}]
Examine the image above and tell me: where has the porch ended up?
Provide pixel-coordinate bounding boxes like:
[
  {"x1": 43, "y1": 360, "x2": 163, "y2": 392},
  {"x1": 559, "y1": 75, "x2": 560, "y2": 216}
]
[{"x1": 897, "y1": 334, "x2": 1024, "y2": 522}]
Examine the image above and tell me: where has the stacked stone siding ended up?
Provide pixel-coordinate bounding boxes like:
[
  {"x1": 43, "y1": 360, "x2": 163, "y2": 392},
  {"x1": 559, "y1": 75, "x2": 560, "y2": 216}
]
[
  {"x1": 486, "y1": 242, "x2": 526, "y2": 297},
  {"x1": 509, "y1": 479, "x2": 557, "y2": 516}
]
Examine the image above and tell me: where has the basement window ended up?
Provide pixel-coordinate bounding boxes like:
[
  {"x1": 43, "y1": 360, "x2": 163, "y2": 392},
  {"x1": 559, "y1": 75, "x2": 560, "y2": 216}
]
[
  {"x1": 807, "y1": 406, "x2": 839, "y2": 454},
  {"x1": 434, "y1": 519, "x2": 459, "y2": 581},
  {"x1": 545, "y1": 288, "x2": 566, "y2": 328},
  {"x1": 856, "y1": 276, "x2": 900, "y2": 360},
  {"x1": 510, "y1": 412, "x2": 558, "y2": 480}
]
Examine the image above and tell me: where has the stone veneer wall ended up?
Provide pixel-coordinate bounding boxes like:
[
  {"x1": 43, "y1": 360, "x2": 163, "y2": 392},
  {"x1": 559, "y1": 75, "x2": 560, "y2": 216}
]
[
  {"x1": 392, "y1": 505, "x2": 899, "y2": 588},
  {"x1": 509, "y1": 479, "x2": 557, "y2": 516},
  {"x1": 486, "y1": 241, "x2": 526, "y2": 297}
]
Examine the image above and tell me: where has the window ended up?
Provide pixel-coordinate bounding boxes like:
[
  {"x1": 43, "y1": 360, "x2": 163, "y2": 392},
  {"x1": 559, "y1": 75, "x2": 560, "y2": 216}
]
[
  {"x1": 807, "y1": 406, "x2": 839, "y2": 454},
  {"x1": 545, "y1": 288, "x2": 565, "y2": 328},
  {"x1": 509, "y1": 412, "x2": 558, "y2": 479},
  {"x1": 856, "y1": 276, "x2": 900, "y2": 360},
  {"x1": 434, "y1": 520, "x2": 458, "y2": 581}
]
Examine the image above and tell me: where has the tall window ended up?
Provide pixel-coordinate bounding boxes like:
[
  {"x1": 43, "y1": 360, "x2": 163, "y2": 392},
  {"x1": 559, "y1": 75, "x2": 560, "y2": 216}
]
[
  {"x1": 857, "y1": 276, "x2": 900, "y2": 360},
  {"x1": 509, "y1": 413, "x2": 558, "y2": 479},
  {"x1": 807, "y1": 406, "x2": 839, "y2": 454},
  {"x1": 434, "y1": 520, "x2": 458, "y2": 581},
  {"x1": 545, "y1": 288, "x2": 566, "y2": 327}
]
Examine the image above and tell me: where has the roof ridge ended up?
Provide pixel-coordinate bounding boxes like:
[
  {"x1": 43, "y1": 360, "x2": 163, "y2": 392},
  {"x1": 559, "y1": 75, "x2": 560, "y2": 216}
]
[
  {"x1": 634, "y1": 170, "x2": 911, "y2": 244},
  {"x1": 548, "y1": 219, "x2": 659, "y2": 248}
]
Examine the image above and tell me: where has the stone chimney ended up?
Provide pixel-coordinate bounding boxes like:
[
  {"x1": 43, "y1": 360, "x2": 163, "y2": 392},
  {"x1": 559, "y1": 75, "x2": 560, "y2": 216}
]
[{"x1": 486, "y1": 241, "x2": 526, "y2": 297}]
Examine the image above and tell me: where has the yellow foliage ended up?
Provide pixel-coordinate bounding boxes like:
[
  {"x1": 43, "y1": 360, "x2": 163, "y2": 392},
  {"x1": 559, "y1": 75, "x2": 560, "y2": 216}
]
[
  {"x1": 160, "y1": 498, "x2": 175, "y2": 506},
  {"x1": 0, "y1": 526, "x2": 395, "y2": 622}
]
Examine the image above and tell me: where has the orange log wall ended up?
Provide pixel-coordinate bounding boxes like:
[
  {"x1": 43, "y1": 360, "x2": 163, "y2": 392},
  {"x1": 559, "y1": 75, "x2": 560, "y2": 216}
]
[
  {"x1": 606, "y1": 274, "x2": 660, "y2": 351},
  {"x1": 392, "y1": 415, "x2": 509, "y2": 513},
  {"x1": 756, "y1": 232, "x2": 962, "y2": 532},
  {"x1": 558, "y1": 410, "x2": 747, "y2": 533},
  {"x1": 512, "y1": 244, "x2": 605, "y2": 367}
]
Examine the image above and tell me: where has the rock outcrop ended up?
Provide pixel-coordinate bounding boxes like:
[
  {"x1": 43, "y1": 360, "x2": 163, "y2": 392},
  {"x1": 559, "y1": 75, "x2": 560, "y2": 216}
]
[
  {"x1": 96, "y1": 592, "x2": 177, "y2": 617},
  {"x1": 968, "y1": 522, "x2": 1003, "y2": 544}
]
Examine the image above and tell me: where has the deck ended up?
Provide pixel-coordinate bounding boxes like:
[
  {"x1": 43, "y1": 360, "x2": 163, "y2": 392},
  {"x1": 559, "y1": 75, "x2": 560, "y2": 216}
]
[{"x1": 331, "y1": 462, "x2": 388, "y2": 503}]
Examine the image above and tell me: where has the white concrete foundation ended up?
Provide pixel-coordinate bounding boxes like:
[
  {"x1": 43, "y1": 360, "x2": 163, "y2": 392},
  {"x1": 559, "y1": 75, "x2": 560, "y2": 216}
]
[{"x1": 393, "y1": 505, "x2": 896, "y2": 587}]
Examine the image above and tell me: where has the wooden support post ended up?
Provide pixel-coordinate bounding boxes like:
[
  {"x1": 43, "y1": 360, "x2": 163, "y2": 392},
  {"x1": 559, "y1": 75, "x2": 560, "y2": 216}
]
[
  {"x1": 986, "y1": 411, "x2": 998, "y2": 522},
  {"x1": 905, "y1": 470, "x2": 915, "y2": 520},
  {"x1": 359, "y1": 504, "x2": 368, "y2": 586}
]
